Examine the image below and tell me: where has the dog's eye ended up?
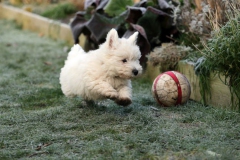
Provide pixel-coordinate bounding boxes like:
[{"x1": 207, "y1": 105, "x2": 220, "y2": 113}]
[{"x1": 122, "y1": 59, "x2": 127, "y2": 63}]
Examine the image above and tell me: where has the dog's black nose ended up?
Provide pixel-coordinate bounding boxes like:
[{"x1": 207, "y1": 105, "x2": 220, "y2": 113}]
[{"x1": 132, "y1": 69, "x2": 138, "y2": 76}]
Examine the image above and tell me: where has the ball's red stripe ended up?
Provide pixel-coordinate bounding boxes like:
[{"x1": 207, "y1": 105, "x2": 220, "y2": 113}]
[
  {"x1": 165, "y1": 71, "x2": 182, "y2": 105},
  {"x1": 153, "y1": 73, "x2": 164, "y2": 106}
]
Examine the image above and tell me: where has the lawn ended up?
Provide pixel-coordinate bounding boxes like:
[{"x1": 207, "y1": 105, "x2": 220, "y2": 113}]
[{"x1": 0, "y1": 19, "x2": 240, "y2": 159}]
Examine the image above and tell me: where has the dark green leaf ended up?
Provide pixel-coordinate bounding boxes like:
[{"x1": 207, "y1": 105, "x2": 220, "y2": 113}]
[
  {"x1": 104, "y1": 0, "x2": 134, "y2": 16},
  {"x1": 125, "y1": 6, "x2": 146, "y2": 24},
  {"x1": 86, "y1": 12, "x2": 127, "y2": 43},
  {"x1": 70, "y1": 11, "x2": 90, "y2": 44}
]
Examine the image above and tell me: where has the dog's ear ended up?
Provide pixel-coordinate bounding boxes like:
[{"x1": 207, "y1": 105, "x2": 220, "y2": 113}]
[
  {"x1": 106, "y1": 29, "x2": 119, "y2": 49},
  {"x1": 128, "y1": 32, "x2": 138, "y2": 45}
]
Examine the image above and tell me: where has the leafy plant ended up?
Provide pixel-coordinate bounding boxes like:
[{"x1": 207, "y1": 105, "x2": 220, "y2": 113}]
[
  {"x1": 70, "y1": 0, "x2": 179, "y2": 65},
  {"x1": 104, "y1": 0, "x2": 134, "y2": 16},
  {"x1": 195, "y1": 11, "x2": 240, "y2": 111}
]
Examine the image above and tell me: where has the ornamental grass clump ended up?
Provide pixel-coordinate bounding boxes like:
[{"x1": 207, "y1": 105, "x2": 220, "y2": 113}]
[
  {"x1": 147, "y1": 43, "x2": 192, "y2": 71},
  {"x1": 196, "y1": 11, "x2": 240, "y2": 111}
]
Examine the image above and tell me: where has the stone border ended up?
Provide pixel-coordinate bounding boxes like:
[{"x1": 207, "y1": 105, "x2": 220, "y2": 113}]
[
  {"x1": 178, "y1": 61, "x2": 235, "y2": 108},
  {"x1": 0, "y1": 3, "x2": 85, "y2": 47}
]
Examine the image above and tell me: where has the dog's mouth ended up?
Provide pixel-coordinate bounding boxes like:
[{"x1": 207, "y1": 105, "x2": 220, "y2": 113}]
[
  {"x1": 117, "y1": 73, "x2": 140, "y2": 79},
  {"x1": 116, "y1": 75, "x2": 130, "y2": 79},
  {"x1": 115, "y1": 74, "x2": 130, "y2": 79}
]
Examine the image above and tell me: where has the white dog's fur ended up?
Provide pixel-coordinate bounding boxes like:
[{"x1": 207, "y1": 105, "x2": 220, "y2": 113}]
[{"x1": 60, "y1": 29, "x2": 142, "y2": 106}]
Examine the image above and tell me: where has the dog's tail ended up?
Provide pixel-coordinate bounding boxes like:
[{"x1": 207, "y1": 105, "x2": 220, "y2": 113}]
[{"x1": 67, "y1": 44, "x2": 85, "y2": 60}]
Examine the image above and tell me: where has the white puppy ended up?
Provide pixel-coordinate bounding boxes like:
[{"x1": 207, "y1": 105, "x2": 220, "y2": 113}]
[{"x1": 60, "y1": 29, "x2": 142, "y2": 106}]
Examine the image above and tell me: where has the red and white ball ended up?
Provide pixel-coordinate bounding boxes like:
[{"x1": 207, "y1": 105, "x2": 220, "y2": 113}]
[{"x1": 152, "y1": 71, "x2": 191, "y2": 107}]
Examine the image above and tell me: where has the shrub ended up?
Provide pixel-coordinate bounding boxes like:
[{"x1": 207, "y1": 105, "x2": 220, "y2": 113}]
[{"x1": 195, "y1": 9, "x2": 240, "y2": 111}]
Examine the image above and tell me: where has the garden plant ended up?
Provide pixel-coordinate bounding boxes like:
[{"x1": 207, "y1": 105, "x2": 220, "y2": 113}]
[{"x1": 194, "y1": 1, "x2": 240, "y2": 111}]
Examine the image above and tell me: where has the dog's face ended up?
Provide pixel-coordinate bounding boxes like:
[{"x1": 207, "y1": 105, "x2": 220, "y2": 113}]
[{"x1": 101, "y1": 29, "x2": 143, "y2": 79}]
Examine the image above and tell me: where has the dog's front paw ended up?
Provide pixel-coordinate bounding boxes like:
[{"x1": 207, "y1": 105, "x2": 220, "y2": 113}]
[
  {"x1": 105, "y1": 91, "x2": 118, "y2": 100},
  {"x1": 115, "y1": 97, "x2": 132, "y2": 106}
]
